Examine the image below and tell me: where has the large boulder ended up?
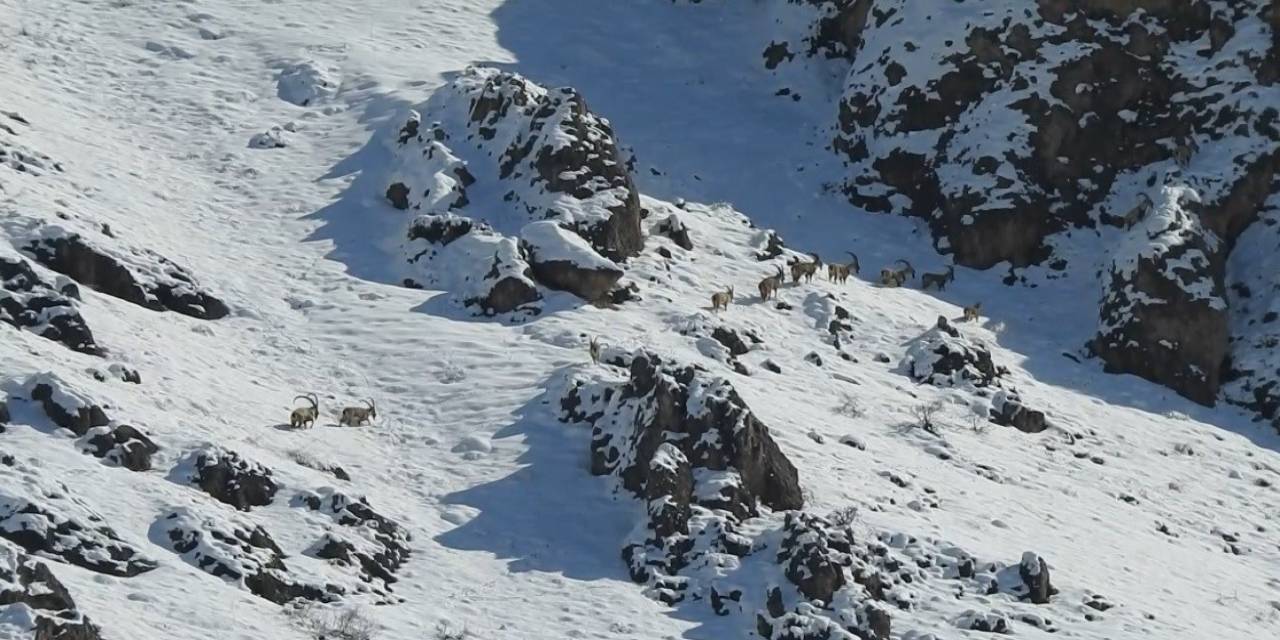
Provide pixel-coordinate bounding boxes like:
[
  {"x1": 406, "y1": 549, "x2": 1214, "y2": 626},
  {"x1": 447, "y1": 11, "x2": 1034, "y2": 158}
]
[
  {"x1": 187, "y1": 447, "x2": 279, "y2": 511},
  {"x1": 901, "y1": 316, "x2": 1005, "y2": 388},
  {"x1": 385, "y1": 67, "x2": 644, "y2": 260},
  {"x1": 25, "y1": 373, "x2": 110, "y2": 436},
  {"x1": 1092, "y1": 187, "x2": 1228, "y2": 405},
  {"x1": 0, "y1": 544, "x2": 103, "y2": 640},
  {"x1": 403, "y1": 213, "x2": 541, "y2": 315},
  {"x1": 81, "y1": 424, "x2": 159, "y2": 471},
  {"x1": 521, "y1": 221, "x2": 624, "y2": 302},
  {"x1": 23, "y1": 226, "x2": 229, "y2": 320},
  {"x1": 1, "y1": 252, "x2": 100, "y2": 355}
]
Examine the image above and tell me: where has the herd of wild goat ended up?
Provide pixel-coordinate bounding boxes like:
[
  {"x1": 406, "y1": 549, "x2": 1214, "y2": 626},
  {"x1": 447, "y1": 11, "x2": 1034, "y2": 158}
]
[
  {"x1": 715, "y1": 252, "x2": 981, "y2": 319},
  {"x1": 284, "y1": 252, "x2": 983, "y2": 426}
]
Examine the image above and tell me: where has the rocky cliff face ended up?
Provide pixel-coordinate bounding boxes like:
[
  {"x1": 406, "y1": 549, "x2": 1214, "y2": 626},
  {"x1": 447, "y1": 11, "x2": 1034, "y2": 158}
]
[{"x1": 764, "y1": 0, "x2": 1280, "y2": 408}]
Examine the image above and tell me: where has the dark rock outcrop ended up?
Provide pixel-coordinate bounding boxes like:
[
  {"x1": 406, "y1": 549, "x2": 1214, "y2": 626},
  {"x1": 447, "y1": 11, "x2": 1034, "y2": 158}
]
[
  {"x1": 402, "y1": 213, "x2": 542, "y2": 315},
  {"x1": 189, "y1": 447, "x2": 279, "y2": 511},
  {"x1": 157, "y1": 507, "x2": 336, "y2": 604},
  {"x1": 1092, "y1": 187, "x2": 1228, "y2": 405},
  {"x1": 1, "y1": 254, "x2": 100, "y2": 355},
  {"x1": 902, "y1": 316, "x2": 1005, "y2": 388},
  {"x1": 23, "y1": 229, "x2": 229, "y2": 320},
  {"x1": 521, "y1": 221, "x2": 624, "y2": 302},
  {"x1": 654, "y1": 214, "x2": 693, "y2": 250},
  {"x1": 299, "y1": 489, "x2": 411, "y2": 591},
  {"x1": 27, "y1": 374, "x2": 110, "y2": 436},
  {"x1": 82, "y1": 424, "x2": 159, "y2": 471},
  {"x1": 0, "y1": 452, "x2": 157, "y2": 577},
  {"x1": 1, "y1": 547, "x2": 103, "y2": 640},
  {"x1": 989, "y1": 391, "x2": 1048, "y2": 434}
]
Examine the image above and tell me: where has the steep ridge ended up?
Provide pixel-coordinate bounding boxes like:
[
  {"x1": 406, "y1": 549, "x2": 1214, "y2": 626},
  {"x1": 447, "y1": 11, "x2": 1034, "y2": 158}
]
[{"x1": 0, "y1": 1, "x2": 1279, "y2": 640}]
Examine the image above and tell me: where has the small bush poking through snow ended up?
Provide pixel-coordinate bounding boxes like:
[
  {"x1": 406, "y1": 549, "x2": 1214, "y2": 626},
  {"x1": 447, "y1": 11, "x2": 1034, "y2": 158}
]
[
  {"x1": 827, "y1": 505, "x2": 858, "y2": 526},
  {"x1": 834, "y1": 394, "x2": 865, "y2": 419},
  {"x1": 911, "y1": 401, "x2": 945, "y2": 435},
  {"x1": 289, "y1": 604, "x2": 377, "y2": 640}
]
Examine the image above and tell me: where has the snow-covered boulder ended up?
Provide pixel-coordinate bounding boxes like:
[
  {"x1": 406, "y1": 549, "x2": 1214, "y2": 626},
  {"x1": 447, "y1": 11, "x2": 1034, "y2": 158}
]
[
  {"x1": 1092, "y1": 187, "x2": 1228, "y2": 405},
  {"x1": 989, "y1": 390, "x2": 1048, "y2": 435},
  {"x1": 386, "y1": 67, "x2": 644, "y2": 260},
  {"x1": 1, "y1": 252, "x2": 100, "y2": 355},
  {"x1": 902, "y1": 316, "x2": 1004, "y2": 388},
  {"x1": 23, "y1": 226, "x2": 229, "y2": 320},
  {"x1": 25, "y1": 372, "x2": 111, "y2": 436},
  {"x1": 403, "y1": 213, "x2": 541, "y2": 315},
  {"x1": 81, "y1": 424, "x2": 159, "y2": 472},
  {"x1": 276, "y1": 61, "x2": 338, "y2": 107},
  {"x1": 298, "y1": 488, "x2": 411, "y2": 593},
  {"x1": 0, "y1": 452, "x2": 157, "y2": 577},
  {"x1": 155, "y1": 506, "x2": 336, "y2": 604},
  {"x1": 0, "y1": 544, "x2": 103, "y2": 640},
  {"x1": 520, "y1": 221, "x2": 624, "y2": 302},
  {"x1": 186, "y1": 447, "x2": 279, "y2": 511},
  {"x1": 248, "y1": 127, "x2": 288, "y2": 149}
]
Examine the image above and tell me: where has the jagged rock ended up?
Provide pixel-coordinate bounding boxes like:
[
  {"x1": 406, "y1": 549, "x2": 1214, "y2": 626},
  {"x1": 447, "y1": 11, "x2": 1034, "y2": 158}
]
[
  {"x1": 754, "y1": 230, "x2": 786, "y2": 261},
  {"x1": 23, "y1": 227, "x2": 229, "y2": 320},
  {"x1": 1092, "y1": 187, "x2": 1227, "y2": 405},
  {"x1": 189, "y1": 447, "x2": 278, "y2": 511},
  {"x1": 0, "y1": 545, "x2": 103, "y2": 640},
  {"x1": 710, "y1": 326, "x2": 753, "y2": 357},
  {"x1": 654, "y1": 214, "x2": 693, "y2": 250},
  {"x1": 521, "y1": 221, "x2": 624, "y2": 302},
  {"x1": 1, "y1": 253, "x2": 100, "y2": 355},
  {"x1": 562, "y1": 350, "x2": 803, "y2": 596},
  {"x1": 82, "y1": 424, "x2": 159, "y2": 471},
  {"x1": 403, "y1": 213, "x2": 541, "y2": 315},
  {"x1": 1019, "y1": 551, "x2": 1055, "y2": 605},
  {"x1": 388, "y1": 68, "x2": 644, "y2": 260},
  {"x1": 26, "y1": 373, "x2": 110, "y2": 436},
  {"x1": 157, "y1": 507, "x2": 336, "y2": 604},
  {"x1": 778, "y1": 513, "x2": 847, "y2": 605},
  {"x1": 0, "y1": 453, "x2": 157, "y2": 577},
  {"x1": 902, "y1": 316, "x2": 1005, "y2": 388},
  {"x1": 989, "y1": 390, "x2": 1048, "y2": 434},
  {"x1": 298, "y1": 488, "x2": 411, "y2": 590}
]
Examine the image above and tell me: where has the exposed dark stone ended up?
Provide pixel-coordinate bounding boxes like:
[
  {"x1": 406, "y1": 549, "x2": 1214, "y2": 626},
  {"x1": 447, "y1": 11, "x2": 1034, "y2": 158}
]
[
  {"x1": 406, "y1": 213, "x2": 474, "y2": 246},
  {"x1": 30, "y1": 382, "x2": 109, "y2": 436},
  {"x1": 191, "y1": 448, "x2": 278, "y2": 511},
  {"x1": 711, "y1": 327, "x2": 752, "y2": 356},
  {"x1": 0, "y1": 498, "x2": 157, "y2": 577},
  {"x1": 778, "y1": 513, "x2": 846, "y2": 605},
  {"x1": 524, "y1": 248, "x2": 624, "y2": 303},
  {"x1": 300, "y1": 489, "x2": 412, "y2": 590},
  {"x1": 1019, "y1": 552, "x2": 1057, "y2": 604},
  {"x1": 0, "y1": 254, "x2": 101, "y2": 355},
  {"x1": 0, "y1": 550, "x2": 103, "y2": 640},
  {"x1": 656, "y1": 214, "x2": 694, "y2": 250},
  {"x1": 989, "y1": 391, "x2": 1049, "y2": 434},
  {"x1": 83, "y1": 424, "x2": 159, "y2": 471},
  {"x1": 23, "y1": 232, "x2": 229, "y2": 320}
]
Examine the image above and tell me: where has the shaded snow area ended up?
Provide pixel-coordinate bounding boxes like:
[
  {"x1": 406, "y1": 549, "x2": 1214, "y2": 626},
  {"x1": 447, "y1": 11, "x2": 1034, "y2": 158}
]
[{"x1": 1, "y1": 1, "x2": 1280, "y2": 640}]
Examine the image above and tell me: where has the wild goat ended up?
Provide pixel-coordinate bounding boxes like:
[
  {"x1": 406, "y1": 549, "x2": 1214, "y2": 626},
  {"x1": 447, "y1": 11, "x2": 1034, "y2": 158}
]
[
  {"x1": 827, "y1": 252, "x2": 860, "y2": 284},
  {"x1": 589, "y1": 337, "x2": 601, "y2": 365},
  {"x1": 1121, "y1": 193, "x2": 1153, "y2": 228},
  {"x1": 921, "y1": 265, "x2": 955, "y2": 291},
  {"x1": 879, "y1": 259, "x2": 915, "y2": 288},
  {"x1": 338, "y1": 399, "x2": 376, "y2": 427},
  {"x1": 758, "y1": 265, "x2": 785, "y2": 301},
  {"x1": 290, "y1": 393, "x2": 320, "y2": 429},
  {"x1": 710, "y1": 285, "x2": 734, "y2": 312},
  {"x1": 790, "y1": 253, "x2": 821, "y2": 284},
  {"x1": 963, "y1": 302, "x2": 983, "y2": 322}
]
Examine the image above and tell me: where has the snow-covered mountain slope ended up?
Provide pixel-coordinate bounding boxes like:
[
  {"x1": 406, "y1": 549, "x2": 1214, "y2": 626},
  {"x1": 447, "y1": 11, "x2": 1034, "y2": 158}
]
[{"x1": 2, "y1": 1, "x2": 1280, "y2": 640}]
